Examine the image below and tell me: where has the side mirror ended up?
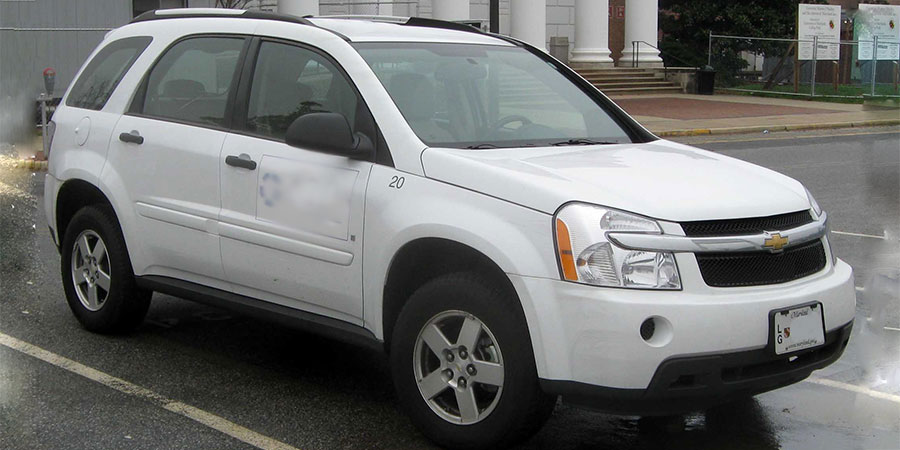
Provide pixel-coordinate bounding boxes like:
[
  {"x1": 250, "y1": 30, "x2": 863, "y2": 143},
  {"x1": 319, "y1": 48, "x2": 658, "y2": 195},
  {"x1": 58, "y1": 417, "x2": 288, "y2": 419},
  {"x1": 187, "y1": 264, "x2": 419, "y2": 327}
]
[{"x1": 285, "y1": 112, "x2": 374, "y2": 160}]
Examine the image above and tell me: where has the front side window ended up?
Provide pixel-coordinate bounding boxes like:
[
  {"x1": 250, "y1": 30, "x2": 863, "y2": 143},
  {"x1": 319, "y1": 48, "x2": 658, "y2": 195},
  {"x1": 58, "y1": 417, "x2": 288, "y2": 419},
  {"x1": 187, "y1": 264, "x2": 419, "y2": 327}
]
[
  {"x1": 136, "y1": 37, "x2": 244, "y2": 128},
  {"x1": 66, "y1": 36, "x2": 152, "y2": 111},
  {"x1": 354, "y1": 43, "x2": 633, "y2": 149},
  {"x1": 245, "y1": 41, "x2": 360, "y2": 141}
]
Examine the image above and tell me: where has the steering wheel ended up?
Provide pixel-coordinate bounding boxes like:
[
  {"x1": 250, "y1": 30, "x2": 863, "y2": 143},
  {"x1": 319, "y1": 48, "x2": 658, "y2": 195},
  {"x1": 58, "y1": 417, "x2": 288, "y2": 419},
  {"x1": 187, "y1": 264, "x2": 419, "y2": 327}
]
[{"x1": 487, "y1": 115, "x2": 533, "y2": 134}]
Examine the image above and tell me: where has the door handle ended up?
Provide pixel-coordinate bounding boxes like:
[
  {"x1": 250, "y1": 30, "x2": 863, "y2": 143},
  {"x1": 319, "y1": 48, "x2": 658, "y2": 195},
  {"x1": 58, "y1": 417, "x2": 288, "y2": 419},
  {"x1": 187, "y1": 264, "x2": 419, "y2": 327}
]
[
  {"x1": 119, "y1": 130, "x2": 144, "y2": 145},
  {"x1": 225, "y1": 154, "x2": 257, "y2": 170}
]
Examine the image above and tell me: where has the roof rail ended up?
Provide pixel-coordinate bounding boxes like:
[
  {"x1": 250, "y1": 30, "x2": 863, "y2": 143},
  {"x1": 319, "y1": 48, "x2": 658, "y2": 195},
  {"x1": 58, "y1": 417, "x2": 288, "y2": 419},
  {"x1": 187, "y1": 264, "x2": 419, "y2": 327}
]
[
  {"x1": 319, "y1": 15, "x2": 410, "y2": 24},
  {"x1": 130, "y1": 8, "x2": 312, "y2": 26},
  {"x1": 320, "y1": 15, "x2": 484, "y2": 35},
  {"x1": 403, "y1": 17, "x2": 483, "y2": 34}
]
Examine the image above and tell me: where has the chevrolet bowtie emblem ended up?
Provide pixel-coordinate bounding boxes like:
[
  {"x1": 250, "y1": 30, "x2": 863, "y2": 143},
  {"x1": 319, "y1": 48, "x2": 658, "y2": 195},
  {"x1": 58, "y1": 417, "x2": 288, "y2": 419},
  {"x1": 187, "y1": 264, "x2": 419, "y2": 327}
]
[{"x1": 763, "y1": 232, "x2": 789, "y2": 252}]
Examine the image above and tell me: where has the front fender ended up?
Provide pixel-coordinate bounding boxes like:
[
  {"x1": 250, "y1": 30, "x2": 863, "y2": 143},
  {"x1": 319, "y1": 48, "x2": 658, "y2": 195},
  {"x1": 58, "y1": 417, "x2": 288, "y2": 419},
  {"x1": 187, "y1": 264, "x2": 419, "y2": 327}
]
[{"x1": 362, "y1": 165, "x2": 559, "y2": 348}]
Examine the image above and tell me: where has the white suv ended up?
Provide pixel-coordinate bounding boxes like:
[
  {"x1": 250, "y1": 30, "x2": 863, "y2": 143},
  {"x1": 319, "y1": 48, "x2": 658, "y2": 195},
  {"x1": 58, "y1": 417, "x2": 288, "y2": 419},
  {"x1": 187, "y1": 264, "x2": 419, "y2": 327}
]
[{"x1": 45, "y1": 9, "x2": 855, "y2": 449}]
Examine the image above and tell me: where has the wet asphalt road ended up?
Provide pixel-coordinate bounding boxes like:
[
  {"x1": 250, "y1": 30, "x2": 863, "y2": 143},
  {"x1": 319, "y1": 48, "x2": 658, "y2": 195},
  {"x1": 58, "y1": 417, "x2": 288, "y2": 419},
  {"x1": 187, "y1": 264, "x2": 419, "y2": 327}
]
[{"x1": 1, "y1": 128, "x2": 899, "y2": 450}]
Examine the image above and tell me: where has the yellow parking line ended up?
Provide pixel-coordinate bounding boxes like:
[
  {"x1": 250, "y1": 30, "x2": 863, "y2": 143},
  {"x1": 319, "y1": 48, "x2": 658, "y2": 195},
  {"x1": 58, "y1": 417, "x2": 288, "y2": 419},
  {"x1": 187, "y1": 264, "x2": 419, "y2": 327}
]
[
  {"x1": 805, "y1": 377, "x2": 900, "y2": 404},
  {"x1": 0, "y1": 332, "x2": 301, "y2": 450}
]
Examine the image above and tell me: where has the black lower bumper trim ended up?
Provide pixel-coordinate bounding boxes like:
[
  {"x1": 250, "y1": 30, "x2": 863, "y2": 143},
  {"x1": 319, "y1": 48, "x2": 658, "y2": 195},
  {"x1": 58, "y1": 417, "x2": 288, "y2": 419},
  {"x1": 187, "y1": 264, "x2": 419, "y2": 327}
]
[{"x1": 541, "y1": 320, "x2": 853, "y2": 416}]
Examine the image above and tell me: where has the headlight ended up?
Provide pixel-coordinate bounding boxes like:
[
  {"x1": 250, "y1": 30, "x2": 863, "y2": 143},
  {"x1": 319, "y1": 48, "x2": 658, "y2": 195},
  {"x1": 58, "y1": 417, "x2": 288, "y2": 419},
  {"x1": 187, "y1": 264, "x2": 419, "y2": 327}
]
[
  {"x1": 806, "y1": 188, "x2": 822, "y2": 218},
  {"x1": 806, "y1": 188, "x2": 835, "y2": 264},
  {"x1": 554, "y1": 203, "x2": 681, "y2": 290}
]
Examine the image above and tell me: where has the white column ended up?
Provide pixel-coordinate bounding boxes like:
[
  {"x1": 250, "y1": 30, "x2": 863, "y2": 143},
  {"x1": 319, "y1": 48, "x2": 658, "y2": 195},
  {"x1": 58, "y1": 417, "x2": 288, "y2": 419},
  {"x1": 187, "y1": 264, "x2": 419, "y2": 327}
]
[
  {"x1": 570, "y1": 0, "x2": 614, "y2": 67},
  {"x1": 277, "y1": 0, "x2": 318, "y2": 17},
  {"x1": 621, "y1": 0, "x2": 662, "y2": 66},
  {"x1": 510, "y1": 0, "x2": 547, "y2": 50},
  {"x1": 433, "y1": 0, "x2": 469, "y2": 21}
]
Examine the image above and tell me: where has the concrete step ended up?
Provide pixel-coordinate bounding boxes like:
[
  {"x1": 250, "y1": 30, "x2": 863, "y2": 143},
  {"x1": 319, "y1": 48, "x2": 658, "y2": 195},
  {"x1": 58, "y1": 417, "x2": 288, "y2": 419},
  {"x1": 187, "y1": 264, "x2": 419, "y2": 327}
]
[
  {"x1": 582, "y1": 75, "x2": 663, "y2": 83},
  {"x1": 573, "y1": 67, "x2": 655, "y2": 72},
  {"x1": 600, "y1": 86, "x2": 684, "y2": 95},
  {"x1": 577, "y1": 70, "x2": 656, "y2": 77},
  {"x1": 592, "y1": 81, "x2": 678, "y2": 89}
]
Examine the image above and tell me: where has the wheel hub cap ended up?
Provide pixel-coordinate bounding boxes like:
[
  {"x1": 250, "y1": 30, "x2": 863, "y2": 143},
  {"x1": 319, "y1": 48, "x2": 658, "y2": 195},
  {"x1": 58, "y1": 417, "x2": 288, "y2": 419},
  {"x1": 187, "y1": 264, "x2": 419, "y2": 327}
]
[
  {"x1": 413, "y1": 310, "x2": 505, "y2": 425},
  {"x1": 71, "y1": 230, "x2": 111, "y2": 311}
]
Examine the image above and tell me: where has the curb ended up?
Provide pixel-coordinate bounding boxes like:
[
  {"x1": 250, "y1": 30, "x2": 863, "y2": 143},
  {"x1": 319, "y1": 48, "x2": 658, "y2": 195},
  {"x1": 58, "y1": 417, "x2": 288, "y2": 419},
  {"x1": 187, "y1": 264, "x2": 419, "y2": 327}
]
[
  {"x1": 656, "y1": 119, "x2": 900, "y2": 137},
  {"x1": 11, "y1": 160, "x2": 49, "y2": 171}
]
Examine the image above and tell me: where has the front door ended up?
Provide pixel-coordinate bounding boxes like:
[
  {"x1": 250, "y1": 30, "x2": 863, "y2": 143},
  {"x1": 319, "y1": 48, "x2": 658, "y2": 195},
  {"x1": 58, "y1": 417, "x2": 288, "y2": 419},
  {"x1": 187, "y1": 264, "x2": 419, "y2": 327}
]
[{"x1": 219, "y1": 39, "x2": 376, "y2": 322}]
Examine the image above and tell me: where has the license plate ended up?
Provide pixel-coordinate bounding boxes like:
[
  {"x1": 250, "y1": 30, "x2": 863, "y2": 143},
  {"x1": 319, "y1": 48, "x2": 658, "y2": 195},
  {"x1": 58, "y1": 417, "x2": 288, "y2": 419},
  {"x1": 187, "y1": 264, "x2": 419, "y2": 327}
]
[{"x1": 774, "y1": 303, "x2": 825, "y2": 355}]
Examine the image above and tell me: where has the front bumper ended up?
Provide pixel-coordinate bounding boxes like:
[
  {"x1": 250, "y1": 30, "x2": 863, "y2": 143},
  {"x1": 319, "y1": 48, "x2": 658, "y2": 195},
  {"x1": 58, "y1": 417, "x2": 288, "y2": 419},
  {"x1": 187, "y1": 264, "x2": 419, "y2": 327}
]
[
  {"x1": 509, "y1": 254, "x2": 856, "y2": 409},
  {"x1": 540, "y1": 320, "x2": 852, "y2": 416}
]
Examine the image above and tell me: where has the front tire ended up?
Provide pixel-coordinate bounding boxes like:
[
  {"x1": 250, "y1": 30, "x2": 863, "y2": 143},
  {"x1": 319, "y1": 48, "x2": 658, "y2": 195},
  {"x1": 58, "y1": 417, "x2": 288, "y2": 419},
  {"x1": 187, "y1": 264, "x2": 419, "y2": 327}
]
[
  {"x1": 390, "y1": 272, "x2": 555, "y2": 449},
  {"x1": 60, "y1": 205, "x2": 150, "y2": 333}
]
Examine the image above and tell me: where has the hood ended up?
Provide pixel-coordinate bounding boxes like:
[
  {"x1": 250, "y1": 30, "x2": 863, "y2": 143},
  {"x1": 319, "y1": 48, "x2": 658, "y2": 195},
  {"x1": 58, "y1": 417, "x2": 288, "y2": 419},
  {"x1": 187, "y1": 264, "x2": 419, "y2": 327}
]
[{"x1": 420, "y1": 140, "x2": 811, "y2": 221}]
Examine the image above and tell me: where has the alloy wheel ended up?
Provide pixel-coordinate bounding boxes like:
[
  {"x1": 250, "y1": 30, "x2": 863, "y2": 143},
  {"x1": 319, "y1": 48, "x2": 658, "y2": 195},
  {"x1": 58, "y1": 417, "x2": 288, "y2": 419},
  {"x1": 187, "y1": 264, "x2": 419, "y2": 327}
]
[
  {"x1": 413, "y1": 310, "x2": 505, "y2": 425},
  {"x1": 71, "y1": 230, "x2": 111, "y2": 311}
]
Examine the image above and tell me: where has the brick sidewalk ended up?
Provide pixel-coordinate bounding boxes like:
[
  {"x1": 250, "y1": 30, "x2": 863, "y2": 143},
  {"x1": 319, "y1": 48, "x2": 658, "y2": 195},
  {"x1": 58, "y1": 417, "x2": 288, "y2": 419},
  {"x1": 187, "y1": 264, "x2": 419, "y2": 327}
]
[{"x1": 611, "y1": 94, "x2": 900, "y2": 136}]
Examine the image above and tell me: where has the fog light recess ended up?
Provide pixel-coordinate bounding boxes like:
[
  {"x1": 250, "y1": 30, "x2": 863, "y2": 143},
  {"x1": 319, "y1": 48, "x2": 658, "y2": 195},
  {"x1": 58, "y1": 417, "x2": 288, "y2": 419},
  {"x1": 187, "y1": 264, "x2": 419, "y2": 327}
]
[
  {"x1": 640, "y1": 318, "x2": 655, "y2": 341},
  {"x1": 640, "y1": 316, "x2": 673, "y2": 347}
]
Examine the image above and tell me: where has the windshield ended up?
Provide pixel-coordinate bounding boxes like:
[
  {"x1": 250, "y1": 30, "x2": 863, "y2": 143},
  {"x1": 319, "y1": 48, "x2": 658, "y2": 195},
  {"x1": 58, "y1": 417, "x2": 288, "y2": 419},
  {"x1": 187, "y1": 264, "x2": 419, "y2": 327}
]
[{"x1": 353, "y1": 42, "x2": 633, "y2": 149}]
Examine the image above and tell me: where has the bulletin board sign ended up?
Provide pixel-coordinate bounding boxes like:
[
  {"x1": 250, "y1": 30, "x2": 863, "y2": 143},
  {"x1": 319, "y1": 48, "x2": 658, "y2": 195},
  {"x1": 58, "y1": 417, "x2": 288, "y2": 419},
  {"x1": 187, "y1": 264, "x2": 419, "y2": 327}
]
[
  {"x1": 798, "y1": 4, "x2": 841, "y2": 61},
  {"x1": 857, "y1": 4, "x2": 900, "y2": 61}
]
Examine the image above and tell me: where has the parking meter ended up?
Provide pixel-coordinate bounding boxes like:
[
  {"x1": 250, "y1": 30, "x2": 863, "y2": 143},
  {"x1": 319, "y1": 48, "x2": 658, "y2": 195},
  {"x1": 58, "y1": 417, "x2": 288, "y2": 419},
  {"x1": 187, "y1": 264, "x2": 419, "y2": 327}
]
[
  {"x1": 43, "y1": 67, "x2": 56, "y2": 95},
  {"x1": 39, "y1": 68, "x2": 56, "y2": 160}
]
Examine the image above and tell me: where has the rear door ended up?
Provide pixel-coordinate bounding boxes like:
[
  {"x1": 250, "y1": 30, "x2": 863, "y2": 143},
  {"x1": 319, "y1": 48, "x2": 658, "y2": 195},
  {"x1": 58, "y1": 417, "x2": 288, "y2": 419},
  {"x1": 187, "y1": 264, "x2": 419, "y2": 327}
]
[
  {"x1": 107, "y1": 35, "x2": 248, "y2": 285},
  {"x1": 218, "y1": 38, "x2": 379, "y2": 322}
]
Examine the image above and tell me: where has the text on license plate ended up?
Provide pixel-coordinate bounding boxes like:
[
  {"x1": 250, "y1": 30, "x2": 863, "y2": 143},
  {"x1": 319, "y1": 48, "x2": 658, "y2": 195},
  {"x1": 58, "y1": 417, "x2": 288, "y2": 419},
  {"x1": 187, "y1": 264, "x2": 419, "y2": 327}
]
[{"x1": 774, "y1": 304, "x2": 825, "y2": 355}]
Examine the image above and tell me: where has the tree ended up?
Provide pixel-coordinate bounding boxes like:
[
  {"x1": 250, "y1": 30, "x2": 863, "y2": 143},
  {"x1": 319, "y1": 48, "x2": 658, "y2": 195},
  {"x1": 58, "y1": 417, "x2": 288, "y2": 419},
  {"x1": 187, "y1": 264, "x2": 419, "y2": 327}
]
[{"x1": 658, "y1": 1, "x2": 826, "y2": 84}]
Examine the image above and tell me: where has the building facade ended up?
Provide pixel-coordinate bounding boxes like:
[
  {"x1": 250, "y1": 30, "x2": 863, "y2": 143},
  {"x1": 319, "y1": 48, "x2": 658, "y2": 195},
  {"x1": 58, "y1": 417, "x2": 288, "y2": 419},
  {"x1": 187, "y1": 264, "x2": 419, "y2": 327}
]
[
  {"x1": 3, "y1": 0, "x2": 898, "y2": 145},
  {"x1": 0, "y1": 0, "x2": 216, "y2": 145},
  {"x1": 1, "y1": 0, "x2": 663, "y2": 145}
]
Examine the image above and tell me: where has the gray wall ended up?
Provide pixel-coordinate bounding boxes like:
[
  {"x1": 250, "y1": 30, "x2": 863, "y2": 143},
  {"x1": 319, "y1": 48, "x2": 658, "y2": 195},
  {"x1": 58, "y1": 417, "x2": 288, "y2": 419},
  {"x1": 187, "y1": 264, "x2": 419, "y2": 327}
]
[
  {"x1": 0, "y1": 0, "x2": 213, "y2": 145},
  {"x1": 0, "y1": 0, "x2": 128, "y2": 144}
]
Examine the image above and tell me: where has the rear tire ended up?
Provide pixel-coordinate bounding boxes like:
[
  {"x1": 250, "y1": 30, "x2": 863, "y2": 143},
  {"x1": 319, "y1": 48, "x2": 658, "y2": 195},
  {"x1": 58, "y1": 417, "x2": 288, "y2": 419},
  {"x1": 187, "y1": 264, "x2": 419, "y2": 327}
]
[
  {"x1": 60, "y1": 205, "x2": 150, "y2": 333},
  {"x1": 390, "y1": 272, "x2": 555, "y2": 449}
]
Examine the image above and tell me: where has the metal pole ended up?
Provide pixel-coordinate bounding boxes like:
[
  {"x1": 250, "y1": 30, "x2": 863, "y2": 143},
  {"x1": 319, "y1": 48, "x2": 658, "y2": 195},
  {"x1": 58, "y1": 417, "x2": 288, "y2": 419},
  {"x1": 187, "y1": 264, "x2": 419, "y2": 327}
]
[
  {"x1": 632, "y1": 41, "x2": 637, "y2": 68},
  {"x1": 872, "y1": 35, "x2": 878, "y2": 96},
  {"x1": 489, "y1": 0, "x2": 499, "y2": 33},
  {"x1": 708, "y1": 33, "x2": 713, "y2": 67},
  {"x1": 40, "y1": 97, "x2": 48, "y2": 157},
  {"x1": 811, "y1": 36, "x2": 817, "y2": 96}
]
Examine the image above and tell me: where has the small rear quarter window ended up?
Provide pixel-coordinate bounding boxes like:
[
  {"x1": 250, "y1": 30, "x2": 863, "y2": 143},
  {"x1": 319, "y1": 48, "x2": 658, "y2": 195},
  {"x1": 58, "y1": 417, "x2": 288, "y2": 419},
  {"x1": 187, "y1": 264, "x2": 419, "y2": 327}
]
[{"x1": 66, "y1": 36, "x2": 152, "y2": 111}]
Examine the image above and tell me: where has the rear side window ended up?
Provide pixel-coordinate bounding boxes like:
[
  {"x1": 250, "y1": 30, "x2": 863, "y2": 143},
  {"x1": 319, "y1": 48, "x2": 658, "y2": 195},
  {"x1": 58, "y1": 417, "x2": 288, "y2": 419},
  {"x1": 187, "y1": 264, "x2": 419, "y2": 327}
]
[
  {"x1": 135, "y1": 37, "x2": 245, "y2": 128},
  {"x1": 66, "y1": 36, "x2": 152, "y2": 111}
]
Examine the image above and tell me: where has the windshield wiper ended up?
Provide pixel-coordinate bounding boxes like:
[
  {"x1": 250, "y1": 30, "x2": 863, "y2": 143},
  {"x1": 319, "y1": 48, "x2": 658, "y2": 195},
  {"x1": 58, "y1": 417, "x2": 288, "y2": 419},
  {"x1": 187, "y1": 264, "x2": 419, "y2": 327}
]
[
  {"x1": 551, "y1": 138, "x2": 619, "y2": 146},
  {"x1": 465, "y1": 143, "x2": 501, "y2": 149}
]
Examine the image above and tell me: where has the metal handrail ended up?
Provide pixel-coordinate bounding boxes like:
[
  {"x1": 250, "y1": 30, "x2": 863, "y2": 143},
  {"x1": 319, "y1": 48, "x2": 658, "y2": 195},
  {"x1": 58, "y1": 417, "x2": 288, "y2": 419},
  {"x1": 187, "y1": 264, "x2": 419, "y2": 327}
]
[{"x1": 630, "y1": 40, "x2": 699, "y2": 78}]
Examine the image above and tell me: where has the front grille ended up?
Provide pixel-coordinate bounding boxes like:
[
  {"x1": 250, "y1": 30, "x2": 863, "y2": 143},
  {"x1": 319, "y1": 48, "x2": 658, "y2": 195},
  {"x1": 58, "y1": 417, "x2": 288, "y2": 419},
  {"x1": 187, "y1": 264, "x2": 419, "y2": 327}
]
[
  {"x1": 681, "y1": 210, "x2": 814, "y2": 237},
  {"x1": 696, "y1": 240, "x2": 827, "y2": 287}
]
